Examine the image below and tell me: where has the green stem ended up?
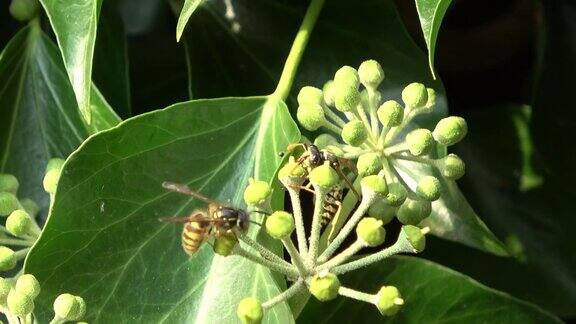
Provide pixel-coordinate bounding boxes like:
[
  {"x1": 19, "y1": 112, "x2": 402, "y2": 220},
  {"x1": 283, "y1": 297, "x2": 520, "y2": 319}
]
[
  {"x1": 234, "y1": 230, "x2": 292, "y2": 268},
  {"x1": 307, "y1": 187, "x2": 328, "y2": 266},
  {"x1": 383, "y1": 142, "x2": 408, "y2": 155},
  {"x1": 263, "y1": 280, "x2": 306, "y2": 309},
  {"x1": 367, "y1": 88, "x2": 380, "y2": 138},
  {"x1": 316, "y1": 240, "x2": 364, "y2": 271},
  {"x1": 48, "y1": 316, "x2": 65, "y2": 324},
  {"x1": 282, "y1": 238, "x2": 310, "y2": 276},
  {"x1": 273, "y1": 0, "x2": 326, "y2": 100},
  {"x1": 0, "y1": 238, "x2": 34, "y2": 247},
  {"x1": 391, "y1": 153, "x2": 436, "y2": 165},
  {"x1": 15, "y1": 248, "x2": 30, "y2": 261},
  {"x1": 332, "y1": 238, "x2": 414, "y2": 275},
  {"x1": 234, "y1": 246, "x2": 298, "y2": 278},
  {"x1": 323, "y1": 105, "x2": 347, "y2": 127},
  {"x1": 287, "y1": 187, "x2": 308, "y2": 256},
  {"x1": 338, "y1": 286, "x2": 375, "y2": 304},
  {"x1": 322, "y1": 120, "x2": 343, "y2": 135}
]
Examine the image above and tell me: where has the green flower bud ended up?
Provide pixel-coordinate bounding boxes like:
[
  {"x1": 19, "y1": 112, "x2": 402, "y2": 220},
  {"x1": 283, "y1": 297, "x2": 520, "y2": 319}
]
[
  {"x1": 0, "y1": 174, "x2": 19, "y2": 194},
  {"x1": 0, "y1": 277, "x2": 12, "y2": 304},
  {"x1": 243, "y1": 178, "x2": 271, "y2": 206},
  {"x1": 358, "y1": 60, "x2": 385, "y2": 89},
  {"x1": 385, "y1": 183, "x2": 407, "y2": 207},
  {"x1": 425, "y1": 88, "x2": 436, "y2": 108},
  {"x1": 401, "y1": 82, "x2": 428, "y2": 108},
  {"x1": 297, "y1": 86, "x2": 324, "y2": 106},
  {"x1": 356, "y1": 153, "x2": 382, "y2": 177},
  {"x1": 406, "y1": 129, "x2": 434, "y2": 156},
  {"x1": 433, "y1": 116, "x2": 468, "y2": 146},
  {"x1": 46, "y1": 158, "x2": 65, "y2": 172},
  {"x1": 323, "y1": 145, "x2": 345, "y2": 157},
  {"x1": 416, "y1": 176, "x2": 441, "y2": 201},
  {"x1": 15, "y1": 274, "x2": 40, "y2": 299},
  {"x1": 322, "y1": 80, "x2": 336, "y2": 107},
  {"x1": 6, "y1": 210, "x2": 32, "y2": 237},
  {"x1": 396, "y1": 199, "x2": 431, "y2": 225},
  {"x1": 213, "y1": 233, "x2": 238, "y2": 256},
  {"x1": 334, "y1": 85, "x2": 361, "y2": 112},
  {"x1": 296, "y1": 104, "x2": 326, "y2": 131},
  {"x1": 361, "y1": 175, "x2": 388, "y2": 197},
  {"x1": 356, "y1": 217, "x2": 386, "y2": 247},
  {"x1": 334, "y1": 66, "x2": 360, "y2": 89},
  {"x1": 54, "y1": 293, "x2": 85, "y2": 321},
  {"x1": 401, "y1": 225, "x2": 428, "y2": 252},
  {"x1": 9, "y1": 0, "x2": 39, "y2": 22},
  {"x1": 7, "y1": 289, "x2": 33, "y2": 316},
  {"x1": 236, "y1": 297, "x2": 263, "y2": 324},
  {"x1": 265, "y1": 211, "x2": 294, "y2": 240},
  {"x1": 19, "y1": 198, "x2": 39, "y2": 217},
  {"x1": 0, "y1": 192, "x2": 20, "y2": 216},
  {"x1": 278, "y1": 156, "x2": 306, "y2": 180},
  {"x1": 377, "y1": 100, "x2": 404, "y2": 127},
  {"x1": 441, "y1": 154, "x2": 465, "y2": 180},
  {"x1": 309, "y1": 272, "x2": 340, "y2": 301},
  {"x1": 367, "y1": 199, "x2": 396, "y2": 224},
  {"x1": 341, "y1": 120, "x2": 367, "y2": 146},
  {"x1": 0, "y1": 247, "x2": 16, "y2": 271},
  {"x1": 376, "y1": 286, "x2": 403, "y2": 316},
  {"x1": 43, "y1": 169, "x2": 63, "y2": 194},
  {"x1": 309, "y1": 161, "x2": 339, "y2": 190},
  {"x1": 314, "y1": 134, "x2": 339, "y2": 149}
]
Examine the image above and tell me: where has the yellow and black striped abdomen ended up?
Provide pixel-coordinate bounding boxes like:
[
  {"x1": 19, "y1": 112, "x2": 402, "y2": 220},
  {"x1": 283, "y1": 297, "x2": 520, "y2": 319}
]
[
  {"x1": 321, "y1": 188, "x2": 343, "y2": 226},
  {"x1": 181, "y1": 221, "x2": 210, "y2": 256}
]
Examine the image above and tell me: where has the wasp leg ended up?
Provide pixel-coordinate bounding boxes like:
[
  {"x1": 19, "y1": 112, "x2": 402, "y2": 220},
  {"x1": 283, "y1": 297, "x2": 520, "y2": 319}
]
[
  {"x1": 287, "y1": 183, "x2": 316, "y2": 194},
  {"x1": 334, "y1": 166, "x2": 360, "y2": 200}
]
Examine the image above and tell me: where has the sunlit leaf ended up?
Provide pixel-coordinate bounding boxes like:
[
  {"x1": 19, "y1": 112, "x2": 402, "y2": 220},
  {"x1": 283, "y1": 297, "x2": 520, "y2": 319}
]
[{"x1": 414, "y1": 0, "x2": 453, "y2": 78}]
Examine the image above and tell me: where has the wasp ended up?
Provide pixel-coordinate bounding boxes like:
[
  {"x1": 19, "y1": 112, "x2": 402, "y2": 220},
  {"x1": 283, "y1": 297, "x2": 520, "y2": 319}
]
[
  {"x1": 281, "y1": 143, "x2": 360, "y2": 199},
  {"x1": 159, "y1": 181, "x2": 250, "y2": 256},
  {"x1": 321, "y1": 187, "x2": 344, "y2": 226}
]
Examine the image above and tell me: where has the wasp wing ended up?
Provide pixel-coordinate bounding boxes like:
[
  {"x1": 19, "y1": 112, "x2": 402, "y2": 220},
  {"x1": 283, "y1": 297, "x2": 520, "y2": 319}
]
[{"x1": 162, "y1": 181, "x2": 229, "y2": 207}]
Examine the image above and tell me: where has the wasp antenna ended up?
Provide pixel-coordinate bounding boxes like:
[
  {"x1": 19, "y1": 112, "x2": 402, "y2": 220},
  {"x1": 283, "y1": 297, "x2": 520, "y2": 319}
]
[
  {"x1": 249, "y1": 220, "x2": 263, "y2": 227},
  {"x1": 252, "y1": 210, "x2": 270, "y2": 216}
]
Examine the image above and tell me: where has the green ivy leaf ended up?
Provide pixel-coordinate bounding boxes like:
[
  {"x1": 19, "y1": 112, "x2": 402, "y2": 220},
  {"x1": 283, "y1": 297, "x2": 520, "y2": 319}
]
[
  {"x1": 0, "y1": 23, "x2": 119, "y2": 215},
  {"x1": 298, "y1": 256, "x2": 561, "y2": 323},
  {"x1": 414, "y1": 0, "x2": 453, "y2": 78},
  {"x1": 25, "y1": 96, "x2": 300, "y2": 323},
  {"x1": 39, "y1": 0, "x2": 102, "y2": 123},
  {"x1": 176, "y1": 0, "x2": 205, "y2": 42}
]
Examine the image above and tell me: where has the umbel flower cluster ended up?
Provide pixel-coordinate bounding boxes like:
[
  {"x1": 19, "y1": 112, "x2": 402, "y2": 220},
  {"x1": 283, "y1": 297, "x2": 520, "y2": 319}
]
[
  {"x1": 0, "y1": 162, "x2": 88, "y2": 324},
  {"x1": 223, "y1": 60, "x2": 469, "y2": 323}
]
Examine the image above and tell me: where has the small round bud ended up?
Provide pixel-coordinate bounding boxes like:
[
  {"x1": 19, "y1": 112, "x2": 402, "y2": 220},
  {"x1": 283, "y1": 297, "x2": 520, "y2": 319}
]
[
  {"x1": 43, "y1": 169, "x2": 62, "y2": 194},
  {"x1": 401, "y1": 225, "x2": 427, "y2": 252},
  {"x1": 265, "y1": 211, "x2": 294, "y2": 239},
  {"x1": 376, "y1": 286, "x2": 403, "y2": 316},
  {"x1": 213, "y1": 233, "x2": 238, "y2": 256},
  {"x1": 314, "y1": 134, "x2": 339, "y2": 149},
  {"x1": 322, "y1": 80, "x2": 336, "y2": 106},
  {"x1": 377, "y1": 100, "x2": 404, "y2": 127},
  {"x1": 385, "y1": 183, "x2": 407, "y2": 207},
  {"x1": 278, "y1": 157, "x2": 306, "y2": 180},
  {"x1": 15, "y1": 274, "x2": 40, "y2": 299},
  {"x1": 309, "y1": 272, "x2": 340, "y2": 301},
  {"x1": 367, "y1": 199, "x2": 396, "y2": 224},
  {"x1": 442, "y1": 154, "x2": 465, "y2": 180},
  {"x1": 243, "y1": 178, "x2": 271, "y2": 206},
  {"x1": 323, "y1": 145, "x2": 345, "y2": 157},
  {"x1": 6, "y1": 210, "x2": 32, "y2": 237},
  {"x1": 334, "y1": 66, "x2": 360, "y2": 89},
  {"x1": 356, "y1": 217, "x2": 386, "y2": 247},
  {"x1": 406, "y1": 129, "x2": 434, "y2": 156},
  {"x1": 334, "y1": 85, "x2": 361, "y2": 112},
  {"x1": 433, "y1": 116, "x2": 468, "y2": 146},
  {"x1": 0, "y1": 277, "x2": 12, "y2": 304},
  {"x1": 397, "y1": 199, "x2": 431, "y2": 225},
  {"x1": 358, "y1": 60, "x2": 385, "y2": 89},
  {"x1": 7, "y1": 289, "x2": 33, "y2": 316},
  {"x1": 0, "y1": 247, "x2": 16, "y2": 271},
  {"x1": 237, "y1": 297, "x2": 263, "y2": 324},
  {"x1": 46, "y1": 158, "x2": 65, "y2": 172},
  {"x1": 54, "y1": 293, "x2": 85, "y2": 321},
  {"x1": 361, "y1": 175, "x2": 388, "y2": 197},
  {"x1": 19, "y1": 198, "x2": 39, "y2": 217},
  {"x1": 356, "y1": 153, "x2": 382, "y2": 177},
  {"x1": 341, "y1": 120, "x2": 367, "y2": 146},
  {"x1": 425, "y1": 88, "x2": 436, "y2": 108},
  {"x1": 309, "y1": 161, "x2": 339, "y2": 190},
  {"x1": 0, "y1": 174, "x2": 19, "y2": 194},
  {"x1": 296, "y1": 104, "x2": 326, "y2": 131},
  {"x1": 401, "y1": 82, "x2": 428, "y2": 108},
  {"x1": 0, "y1": 192, "x2": 20, "y2": 216},
  {"x1": 9, "y1": 0, "x2": 39, "y2": 22},
  {"x1": 416, "y1": 176, "x2": 441, "y2": 201},
  {"x1": 297, "y1": 86, "x2": 324, "y2": 106}
]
